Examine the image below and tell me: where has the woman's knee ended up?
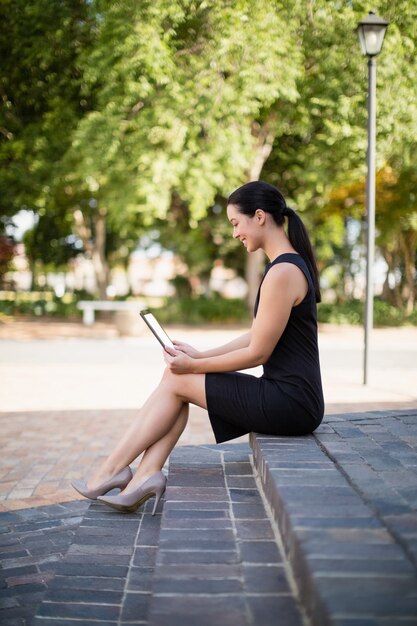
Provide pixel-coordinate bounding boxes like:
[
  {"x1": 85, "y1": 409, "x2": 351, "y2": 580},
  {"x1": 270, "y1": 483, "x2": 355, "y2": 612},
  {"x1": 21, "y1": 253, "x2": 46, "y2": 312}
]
[
  {"x1": 161, "y1": 368, "x2": 206, "y2": 406},
  {"x1": 161, "y1": 367, "x2": 183, "y2": 393}
]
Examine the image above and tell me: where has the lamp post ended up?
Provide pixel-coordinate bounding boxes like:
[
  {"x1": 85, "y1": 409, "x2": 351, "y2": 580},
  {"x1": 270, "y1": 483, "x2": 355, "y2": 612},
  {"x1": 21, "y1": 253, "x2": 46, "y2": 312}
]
[{"x1": 356, "y1": 11, "x2": 389, "y2": 385}]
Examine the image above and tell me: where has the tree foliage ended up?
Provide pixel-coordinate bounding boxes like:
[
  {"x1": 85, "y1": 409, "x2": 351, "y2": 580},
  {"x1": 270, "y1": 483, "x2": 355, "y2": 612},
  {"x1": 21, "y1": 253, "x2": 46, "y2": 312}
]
[{"x1": 1, "y1": 0, "x2": 416, "y2": 310}]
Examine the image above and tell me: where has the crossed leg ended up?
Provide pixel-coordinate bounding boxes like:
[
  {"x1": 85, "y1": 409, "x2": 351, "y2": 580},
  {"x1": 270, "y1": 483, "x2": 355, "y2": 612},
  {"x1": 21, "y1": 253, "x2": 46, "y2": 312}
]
[{"x1": 87, "y1": 369, "x2": 207, "y2": 493}]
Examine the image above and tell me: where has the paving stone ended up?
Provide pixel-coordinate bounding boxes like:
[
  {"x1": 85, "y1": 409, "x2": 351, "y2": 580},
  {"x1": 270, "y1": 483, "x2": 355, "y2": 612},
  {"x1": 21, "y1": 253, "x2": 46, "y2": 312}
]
[
  {"x1": 51, "y1": 561, "x2": 129, "y2": 578},
  {"x1": 46, "y1": 587, "x2": 123, "y2": 603},
  {"x1": 164, "y1": 500, "x2": 229, "y2": 511},
  {"x1": 224, "y1": 462, "x2": 253, "y2": 475},
  {"x1": 160, "y1": 528, "x2": 235, "y2": 543},
  {"x1": 303, "y1": 539, "x2": 408, "y2": 561},
  {"x1": 163, "y1": 517, "x2": 233, "y2": 530},
  {"x1": 119, "y1": 591, "x2": 150, "y2": 622},
  {"x1": 234, "y1": 519, "x2": 275, "y2": 540},
  {"x1": 154, "y1": 563, "x2": 242, "y2": 579},
  {"x1": 148, "y1": 595, "x2": 249, "y2": 626},
  {"x1": 292, "y1": 516, "x2": 381, "y2": 530},
  {"x1": 132, "y1": 546, "x2": 158, "y2": 567},
  {"x1": 231, "y1": 503, "x2": 268, "y2": 519},
  {"x1": 229, "y1": 488, "x2": 264, "y2": 503},
  {"x1": 0, "y1": 565, "x2": 39, "y2": 580},
  {"x1": 168, "y1": 474, "x2": 226, "y2": 488},
  {"x1": 316, "y1": 576, "x2": 417, "y2": 615},
  {"x1": 31, "y1": 617, "x2": 117, "y2": 626},
  {"x1": 308, "y1": 556, "x2": 416, "y2": 576},
  {"x1": 160, "y1": 539, "x2": 237, "y2": 551},
  {"x1": 0, "y1": 582, "x2": 46, "y2": 597},
  {"x1": 242, "y1": 564, "x2": 291, "y2": 593},
  {"x1": 125, "y1": 566, "x2": 155, "y2": 593},
  {"x1": 152, "y1": 576, "x2": 242, "y2": 594},
  {"x1": 247, "y1": 594, "x2": 305, "y2": 626},
  {"x1": 157, "y1": 549, "x2": 239, "y2": 565},
  {"x1": 50, "y1": 574, "x2": 125, "y2": 591},
  {"x1": 226, "y1": 476, "x2": 258, "y2": 488},
  {"x1": 239, "y1": 540, "x2": 281, "y2": 564},
  {"x1": 165, "y1": 487, "x2": 229, "y2": 501},
  {"x1": 36, "y1": 600, "x2": 121, "y2": 620},
  {"x1": 135, "y1": 515, "x2": 162, "y2": 545}
]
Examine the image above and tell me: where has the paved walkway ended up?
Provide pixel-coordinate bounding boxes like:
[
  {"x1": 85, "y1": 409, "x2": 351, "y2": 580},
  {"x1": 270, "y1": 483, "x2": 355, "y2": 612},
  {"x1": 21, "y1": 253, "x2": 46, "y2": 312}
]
[
  {"x1": 2, "y1": 410, "x2": 417, "y2": 625},
  {"x1": 0, "y1": 319, "x2": 416, "y2": 512},
  {"x1": 1, "y1": 444, "x2": 307, "y2": 626},
  {"x1": 1, "y1": 320, "x2": 417, "y2": 624}
]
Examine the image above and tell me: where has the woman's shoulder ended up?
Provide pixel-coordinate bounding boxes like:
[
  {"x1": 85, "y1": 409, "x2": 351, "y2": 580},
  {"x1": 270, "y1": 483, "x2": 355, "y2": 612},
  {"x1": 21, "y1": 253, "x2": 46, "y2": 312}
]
[
  {"x1": 261, "y1": 259, "x2": 308, "y2": 303},
  {"x1": 265, "y1": 255, "x2": 307, "y2": 282}
]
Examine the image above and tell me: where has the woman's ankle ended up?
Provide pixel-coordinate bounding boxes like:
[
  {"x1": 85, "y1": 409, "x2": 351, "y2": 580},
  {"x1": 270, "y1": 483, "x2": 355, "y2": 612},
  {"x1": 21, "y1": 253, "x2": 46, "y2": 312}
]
[{"x1": 88, "y1": 462, "x2": 126, "y2": 486}]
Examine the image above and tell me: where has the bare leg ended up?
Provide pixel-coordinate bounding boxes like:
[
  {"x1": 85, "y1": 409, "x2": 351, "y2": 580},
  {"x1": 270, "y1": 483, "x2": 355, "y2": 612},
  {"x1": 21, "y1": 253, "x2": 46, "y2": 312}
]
[
  {"x1": 87, "y1": 370, "x2": 206, "y2": 489},
  {"x1": 122, "y1": 403, "x2": 189, "y2": 493}
]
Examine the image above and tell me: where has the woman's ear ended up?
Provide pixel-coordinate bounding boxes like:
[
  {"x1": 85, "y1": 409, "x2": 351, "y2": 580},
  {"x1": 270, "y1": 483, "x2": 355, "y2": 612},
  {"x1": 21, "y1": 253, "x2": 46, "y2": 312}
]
[{"x1": 255, "y1": 209, "x2": 266, "y2": 225}]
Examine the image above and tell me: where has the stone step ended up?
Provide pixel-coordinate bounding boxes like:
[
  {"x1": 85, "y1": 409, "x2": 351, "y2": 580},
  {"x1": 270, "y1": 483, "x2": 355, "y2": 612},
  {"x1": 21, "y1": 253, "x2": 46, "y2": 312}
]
[
  {"x1": 31, "y1": 490, "x2": 163, "y2": 625},
  {"x1": 24, "y1": 443, "x2": 307, "y2": 626},
  {"x1": 250, "y1": 409, "x2": 417, "y2": 626},
  {"x1": 147, "y1": 443, "x2": 306, "y2": 626}
]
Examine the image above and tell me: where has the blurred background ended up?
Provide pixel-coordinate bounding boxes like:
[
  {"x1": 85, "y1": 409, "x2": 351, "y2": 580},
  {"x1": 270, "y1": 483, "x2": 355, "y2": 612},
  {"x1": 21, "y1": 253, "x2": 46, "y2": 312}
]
[{"x1": 1, "y1": 0, "x2": 416, "y2": 329}]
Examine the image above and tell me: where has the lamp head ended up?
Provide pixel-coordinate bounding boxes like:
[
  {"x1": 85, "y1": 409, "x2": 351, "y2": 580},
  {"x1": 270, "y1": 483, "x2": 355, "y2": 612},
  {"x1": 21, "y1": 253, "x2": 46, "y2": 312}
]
[{"x1": 356, "y1": 10, "x2": 389, "y2": 57}]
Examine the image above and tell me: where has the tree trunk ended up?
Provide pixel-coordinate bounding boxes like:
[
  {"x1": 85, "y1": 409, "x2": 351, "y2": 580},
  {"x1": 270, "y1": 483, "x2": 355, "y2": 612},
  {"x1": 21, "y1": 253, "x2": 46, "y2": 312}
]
[
  {"x1": 399, "y1": 230, "x2": 417, "y2": 315},
  {"x1": 244, "y1": 118, "x2": 277, "y2": 310},
  {"x1": 381, "y1": 247, "x2": 396, "y2": 305},
  {"x1": 73, "y1": 206, "x2": 109, "y2": 299},
  {"x1": 92, "y1": 208, "x2": 109, "y2": 300}
]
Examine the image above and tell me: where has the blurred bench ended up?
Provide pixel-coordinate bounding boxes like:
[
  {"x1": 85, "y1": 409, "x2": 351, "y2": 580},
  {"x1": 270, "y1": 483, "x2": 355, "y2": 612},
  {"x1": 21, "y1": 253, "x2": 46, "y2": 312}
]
[{"x1": 78, "y1": 300, "x2": 143, "y2": 326}]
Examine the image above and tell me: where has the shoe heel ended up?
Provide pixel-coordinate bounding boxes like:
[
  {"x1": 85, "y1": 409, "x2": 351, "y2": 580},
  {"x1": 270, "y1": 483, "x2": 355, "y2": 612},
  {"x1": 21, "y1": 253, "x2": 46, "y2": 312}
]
[{"x1": 151, "y1": 487, "x2": 165, "y2": 516}]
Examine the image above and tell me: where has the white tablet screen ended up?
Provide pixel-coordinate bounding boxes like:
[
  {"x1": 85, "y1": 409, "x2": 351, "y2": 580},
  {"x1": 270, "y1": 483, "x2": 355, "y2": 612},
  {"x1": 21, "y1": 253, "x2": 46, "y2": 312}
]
[{"x1": 141, "y1": 311, "x2": 174, "y2": 349}]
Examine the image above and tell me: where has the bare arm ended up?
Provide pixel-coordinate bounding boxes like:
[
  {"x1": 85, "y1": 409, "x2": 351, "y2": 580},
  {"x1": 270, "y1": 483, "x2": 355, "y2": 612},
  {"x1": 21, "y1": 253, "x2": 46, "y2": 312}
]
[
  {"x1": 174, "y1": 332, "x2": 251, "y2": 359},
  {"x1": 165, "y1": 263, "x2": 308, "y2": 374}
]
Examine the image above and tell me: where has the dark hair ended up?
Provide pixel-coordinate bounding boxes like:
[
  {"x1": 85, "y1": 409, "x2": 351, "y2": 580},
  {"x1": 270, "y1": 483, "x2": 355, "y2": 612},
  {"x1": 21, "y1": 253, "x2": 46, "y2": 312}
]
[{"x1": 228, "y1": 181, "x2": 321, "y2": 302}]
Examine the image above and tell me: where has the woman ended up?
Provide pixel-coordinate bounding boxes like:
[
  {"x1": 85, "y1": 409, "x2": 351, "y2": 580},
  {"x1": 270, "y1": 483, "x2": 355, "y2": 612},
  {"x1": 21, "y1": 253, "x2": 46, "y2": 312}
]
[{"x1": 72, "y1": 181, "x2": 324, "y2": 514}]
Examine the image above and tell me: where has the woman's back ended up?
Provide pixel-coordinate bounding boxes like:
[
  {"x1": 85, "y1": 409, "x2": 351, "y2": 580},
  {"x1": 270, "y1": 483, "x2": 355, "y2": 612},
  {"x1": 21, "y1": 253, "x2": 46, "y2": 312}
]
[{"x1": 254, "y1": 253, "x2": 324, "y2": 420}]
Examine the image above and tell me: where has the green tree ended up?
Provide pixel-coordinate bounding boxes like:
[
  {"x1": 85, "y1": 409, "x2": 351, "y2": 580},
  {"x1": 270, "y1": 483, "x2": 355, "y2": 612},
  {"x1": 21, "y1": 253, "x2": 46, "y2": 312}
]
[
  {"x1": 61, "y1": 0, "x2": 301, "y2": 298},
  {"x1": 0, "y1": 0, "x2": 94, "y2": 217}
]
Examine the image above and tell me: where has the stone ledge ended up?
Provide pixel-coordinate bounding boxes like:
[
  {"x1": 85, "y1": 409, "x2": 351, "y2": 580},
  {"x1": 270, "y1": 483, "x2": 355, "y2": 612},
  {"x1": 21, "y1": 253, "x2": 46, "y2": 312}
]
[{"x1": 250, "y1": 409, "x2": 417, "y2": 626}]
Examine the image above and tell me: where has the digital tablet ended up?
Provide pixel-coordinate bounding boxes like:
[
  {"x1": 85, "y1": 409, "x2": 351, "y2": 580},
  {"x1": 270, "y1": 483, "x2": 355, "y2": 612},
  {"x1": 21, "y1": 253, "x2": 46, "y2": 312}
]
[{"x1": 140, "y1": 309, "x2": 175, "y2": 350}]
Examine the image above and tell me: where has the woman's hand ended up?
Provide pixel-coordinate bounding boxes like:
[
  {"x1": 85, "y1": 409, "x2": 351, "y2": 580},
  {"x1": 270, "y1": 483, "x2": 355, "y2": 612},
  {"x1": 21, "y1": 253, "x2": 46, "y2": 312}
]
[
  {"x1": 173, "y1": 340, "x2": 202, "y2": 359},
  {"x1": 164, "y1": 346, "x2": 196, "y2": 374}
]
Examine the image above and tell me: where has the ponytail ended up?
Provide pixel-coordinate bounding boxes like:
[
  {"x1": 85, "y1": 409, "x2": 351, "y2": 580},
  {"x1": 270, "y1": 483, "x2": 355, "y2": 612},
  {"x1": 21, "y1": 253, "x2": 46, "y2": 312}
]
[
  {"x1": 228, "y1": 181, "x2": 321, "y2": 303},
  {"x1": 283, "y1": 207, "x2": 321, "y2": 303}
]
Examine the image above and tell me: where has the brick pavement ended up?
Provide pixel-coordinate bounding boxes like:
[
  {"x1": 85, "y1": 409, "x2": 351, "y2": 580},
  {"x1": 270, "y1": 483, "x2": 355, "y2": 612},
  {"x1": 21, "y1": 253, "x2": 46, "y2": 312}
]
[
  {"x1": 0, "y1": 407, "x2": 222, "y2": 512},
  {"x1": 1, "y1": 443, "x2": 307, "y2": 626},
  {"x1": 148, "y1": 444, "x2": 305, "y2": 626},
  {"x1": 1, "y1": 411, "x2": 417, "y2": 625},
  {"x1": 0, "y1": 500, "x2": 89, "y2": 624},
  {"x1": 1, "y1": 319, "x2": 416, "y2": 511},
  {"x1": 1, "y1": 320, "x2": 417, "y2": 623}
]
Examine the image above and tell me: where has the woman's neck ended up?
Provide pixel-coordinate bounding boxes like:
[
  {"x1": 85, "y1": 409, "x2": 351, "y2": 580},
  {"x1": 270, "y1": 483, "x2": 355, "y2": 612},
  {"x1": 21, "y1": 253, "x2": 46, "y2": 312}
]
[{"x1": 263, "y1": 227, "x2": 296, "y2": 262}]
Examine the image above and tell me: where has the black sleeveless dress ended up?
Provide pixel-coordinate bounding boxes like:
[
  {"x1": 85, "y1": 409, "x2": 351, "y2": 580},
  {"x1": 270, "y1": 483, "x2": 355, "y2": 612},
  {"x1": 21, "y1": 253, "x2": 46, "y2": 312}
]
[{"x1": 205, "y1": 253, "x2": 324, "y2": 443}]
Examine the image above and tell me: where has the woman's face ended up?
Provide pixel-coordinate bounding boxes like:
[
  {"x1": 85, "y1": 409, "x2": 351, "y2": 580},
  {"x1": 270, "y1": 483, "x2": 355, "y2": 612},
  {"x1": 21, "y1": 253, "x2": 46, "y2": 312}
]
[{"x1": 227, "y1": 203, "x2": 263, "y2": 253}]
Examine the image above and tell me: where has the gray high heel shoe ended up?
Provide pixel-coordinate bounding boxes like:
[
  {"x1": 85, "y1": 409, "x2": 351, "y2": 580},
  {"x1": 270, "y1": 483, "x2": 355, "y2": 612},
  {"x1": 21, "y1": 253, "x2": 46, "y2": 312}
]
[
  {"x1": 71, "y1": 466, "x2": 133, "y2": 500},
  {"x1": 97, "y1": 471, "x2": 167, "y2": 515}
]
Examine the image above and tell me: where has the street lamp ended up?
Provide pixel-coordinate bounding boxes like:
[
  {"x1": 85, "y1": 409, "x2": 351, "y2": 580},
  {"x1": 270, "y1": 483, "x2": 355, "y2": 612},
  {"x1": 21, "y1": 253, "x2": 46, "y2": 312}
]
[{"x1": 356, "y1": 10, "x2": 389, "y2": 385}]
